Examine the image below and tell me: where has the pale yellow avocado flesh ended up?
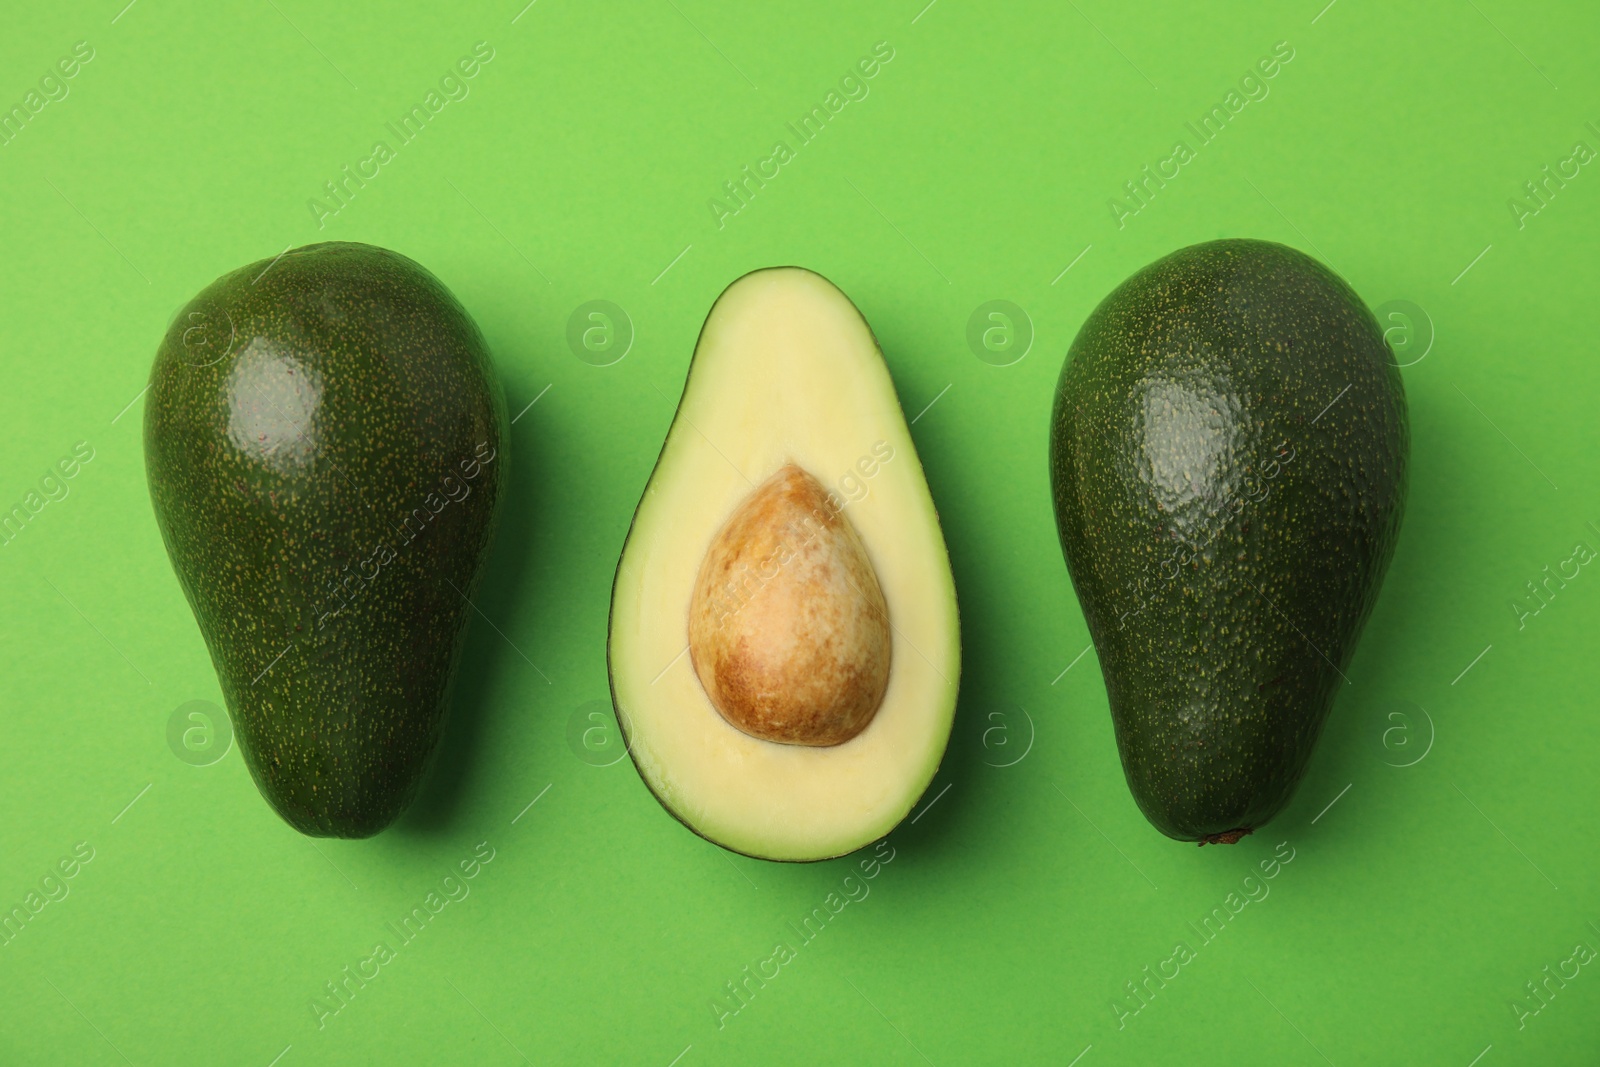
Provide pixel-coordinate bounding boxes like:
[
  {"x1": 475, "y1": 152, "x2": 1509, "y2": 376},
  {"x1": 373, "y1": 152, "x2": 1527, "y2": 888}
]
[{"x1": 608, "y1": 267, "x2": 961, "y2": 861}]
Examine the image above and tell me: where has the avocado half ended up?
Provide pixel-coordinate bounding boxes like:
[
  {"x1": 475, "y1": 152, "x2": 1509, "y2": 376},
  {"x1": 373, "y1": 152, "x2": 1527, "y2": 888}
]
[{"x1": 608, "y1": 268, "x2": 960, "y2": 862}]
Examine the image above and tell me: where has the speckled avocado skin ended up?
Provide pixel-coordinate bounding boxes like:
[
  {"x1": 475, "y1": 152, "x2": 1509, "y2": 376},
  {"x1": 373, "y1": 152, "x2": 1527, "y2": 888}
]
[
  {"x1": 1049, "y1": 239, "x2": 1407, "y2": 843},
  {"x1": 145, "y1": 242, "x2": 507, "y2": 838}
]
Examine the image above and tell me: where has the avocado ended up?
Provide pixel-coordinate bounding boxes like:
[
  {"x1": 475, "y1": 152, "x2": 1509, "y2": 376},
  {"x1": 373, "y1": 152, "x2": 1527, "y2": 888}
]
[
  {"x1": 145, "y1": 242, "x2": 508, "y2": 838},
  {"x1": 1049, "y1": 239, "x2": 1407, "y2": 843},
  {"x1": 608, "y1": 268, "x2": 960, "y2": 862}
]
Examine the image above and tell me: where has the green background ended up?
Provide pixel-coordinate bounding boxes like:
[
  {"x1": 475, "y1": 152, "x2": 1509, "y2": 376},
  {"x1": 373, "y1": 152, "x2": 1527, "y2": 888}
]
[{"x1": 1, "y1": 1, "x2": 1596, "y2": 1063}]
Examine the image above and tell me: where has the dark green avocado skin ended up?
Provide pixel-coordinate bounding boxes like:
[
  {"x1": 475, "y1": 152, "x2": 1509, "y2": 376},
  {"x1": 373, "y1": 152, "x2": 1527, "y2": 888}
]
[
  {"x1": 1049, "y1": 239, "x2": 1407, "y2": 843},
  {"x1": 145, "y1": 242, "x2": 507, "y2": 838}
]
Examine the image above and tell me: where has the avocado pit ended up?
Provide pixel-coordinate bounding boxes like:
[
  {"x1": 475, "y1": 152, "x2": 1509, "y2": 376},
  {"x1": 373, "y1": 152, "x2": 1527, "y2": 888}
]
[{"x1": 688, "y1": 463, "x2": 890, "y2": 747}]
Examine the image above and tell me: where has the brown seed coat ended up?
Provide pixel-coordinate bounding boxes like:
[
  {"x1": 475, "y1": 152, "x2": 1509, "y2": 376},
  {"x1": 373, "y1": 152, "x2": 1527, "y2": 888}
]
[{"x1": 688, "y1": 464, "x2": 890, "y2": 746}]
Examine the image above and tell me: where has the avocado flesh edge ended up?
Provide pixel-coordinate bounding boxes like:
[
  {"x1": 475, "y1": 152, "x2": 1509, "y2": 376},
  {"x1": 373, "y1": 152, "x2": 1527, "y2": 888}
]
[
  {"x1": 608, "y1": 267, "x2": 961, "y2": 862},
  {"x1": 144, "y1": 242, "x2": 508, "y2": 838},
  {"x1": 1049, "y1": 238, "x2": 1407, "y2": 842}
]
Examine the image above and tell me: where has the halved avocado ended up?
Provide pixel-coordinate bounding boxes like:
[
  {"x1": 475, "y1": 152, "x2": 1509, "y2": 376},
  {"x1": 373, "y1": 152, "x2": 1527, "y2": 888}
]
[{"x1": 608, "y1": 268, "x2": 960, "y2": 862}]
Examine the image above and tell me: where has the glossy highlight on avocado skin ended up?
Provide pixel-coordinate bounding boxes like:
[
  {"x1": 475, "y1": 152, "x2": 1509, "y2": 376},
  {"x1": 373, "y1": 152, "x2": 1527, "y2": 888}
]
[
  {"x1": 223, "y1": 339, "x2": 324, "y2": 470},
  {"x1": 145, "y1": 242, "x2": 508, "y2": 838},
  {"x1": 1050, "y1": 239, "x2": 1407, "y2": 843}
]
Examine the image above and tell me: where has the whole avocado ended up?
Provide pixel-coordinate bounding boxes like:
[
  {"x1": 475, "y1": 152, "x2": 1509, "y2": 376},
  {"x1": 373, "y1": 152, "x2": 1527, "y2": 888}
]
[
  {"x1": 1049, "y1": 239, "x2": 1407, "y2": 843},
  {"x1": 145, "y1": 242, "x2": 507, "y2": 838}
]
